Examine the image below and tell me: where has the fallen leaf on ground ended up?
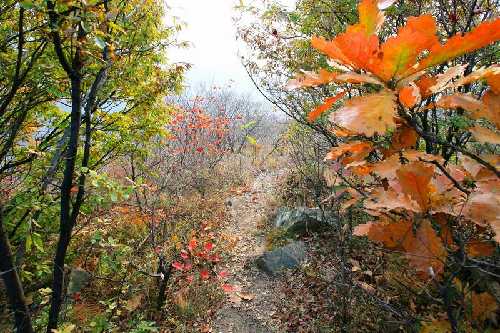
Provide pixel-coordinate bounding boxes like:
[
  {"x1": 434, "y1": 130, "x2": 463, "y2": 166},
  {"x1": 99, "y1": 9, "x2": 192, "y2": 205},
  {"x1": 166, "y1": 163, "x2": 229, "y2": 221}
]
[{"x1": 237, "y1": 291, "x2": 255, "y2": 301}]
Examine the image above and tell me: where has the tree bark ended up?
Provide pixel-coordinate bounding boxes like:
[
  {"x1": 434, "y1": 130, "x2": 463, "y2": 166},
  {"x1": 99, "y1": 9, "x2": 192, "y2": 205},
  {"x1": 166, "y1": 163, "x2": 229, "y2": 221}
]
[
  {"x1": 0, "y1": 206, "x2": 34, "y2": 333},
  {"x1": 46, "y1": 27, "x2": 83, "y2": 329}
]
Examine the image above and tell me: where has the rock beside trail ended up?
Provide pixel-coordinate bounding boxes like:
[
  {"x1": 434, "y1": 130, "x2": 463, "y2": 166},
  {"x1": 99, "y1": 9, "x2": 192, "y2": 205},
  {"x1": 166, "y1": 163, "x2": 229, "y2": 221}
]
[
  {"x1": 256, "y1": 241, "x2": 306, "y2": 275},
  {"x1": 67, "y1": 268, "x2": 91, "y2": 295},
  {"x1": 274, "y1": 207, "x2": 333, "y2": 234}
]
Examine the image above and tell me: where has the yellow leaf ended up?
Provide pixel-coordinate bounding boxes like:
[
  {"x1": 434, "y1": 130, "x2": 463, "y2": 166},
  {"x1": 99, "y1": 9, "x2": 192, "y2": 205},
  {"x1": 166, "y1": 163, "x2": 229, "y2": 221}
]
[{"x1": 420, "y1": 320, "x2": 451, "y2": 333}]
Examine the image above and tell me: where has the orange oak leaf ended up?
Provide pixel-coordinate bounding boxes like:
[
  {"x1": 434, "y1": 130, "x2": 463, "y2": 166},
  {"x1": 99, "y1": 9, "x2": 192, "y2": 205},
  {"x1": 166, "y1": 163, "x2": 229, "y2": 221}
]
[
  {"x1": 466, "y1": 241, "x2": 496, "y2": 257},
  {"x1": 287, "y1": 69, "x2": 338, "y2": 89},
  {"x1": 481, "y1": 90, "x2": 500, "y2": 128},
  {"x1": 335, "y1": 72, "x2": 384, "y2": 85},
  {"x1": 390, "y1": 124, "x2": 419, "y2": 151},
  {"x1": 429, "y1": 182, "x2": 466, "y2": 217},
  {"x1": 471, "y1": 292, "x2": 499, "y2": 321},
  {"x1": 311, "y1": 36, "x2": 353, "y2": 68},
  {"x1": 415, "y1": 75, "x2": 438, "y2": 98},
  {"x1": 355, "y1": 219, "x2": 446, "y2": 278},
  {"x1": 436, "y1": 93, "x2": 484, "y2": 114},
  {"x1": 312, "y1": 31, "x2": 380, "y2": 73},
  {"x1": 372, "y1": 150, "x2": 442, "y2": 180},
  {"x1": 308, "y1": 91, "x2": 346, "y2": 122},
  {"x1": 332, "y1": 127, "x2": 355, "y2": 137},
  {"x1": 453, "y1": 65, "x2": 500, "y2": 90},
  {"x1": 410, "y1": 18, "x2": 500, "y2": 74},
  {"x1": 377, "y1": 15, "x2": 439, "y2": 81},
  {"x1": 433, "y1": 213, "x2": 457, "y2": 250},
  {"x1": 354, "y1": 0, "x2": 384, "y2": 36},
  {"x1": 329, "y1": 91, "x2": 397, "y2": 136},
  {"x1": 325, "y1": 141, "x2": 373, "y2": 165},
  {"x1": 460, "y1": 154, "x2": 498, "y2": 181},
  {"x1": 469, "y1": 126, "x2": 500, "y2": 145},
  {"x1": 350, "y1": 163, "x2": 374, "y2": 176},
  {"x1": 399, "y1": 84, "x2": 421, "y2": 108},
  {"x1": 353, "y1": 218, "x2": 412, "y2": 248},
  {"x1": 486, "y1": 72, "x2": 500, "y2": 95},
  {"x1": 364, "y1": 187, "x2": 420, "y2": 212},
  {"x1": 402, "y1": 219, "x2": 446, "y2": 279},
  {"x1": 371, "y1": 154, "x2": 403, "y2": 180},
  {"x1": 428, "y1": 64, "x2": 468, "y2": 93},
  {"x1": 396, "y1": 161, "x2": 435, "y2": 211},
  {"x1": 463, "y1": 191, "x2": 500, "y2": 235}
]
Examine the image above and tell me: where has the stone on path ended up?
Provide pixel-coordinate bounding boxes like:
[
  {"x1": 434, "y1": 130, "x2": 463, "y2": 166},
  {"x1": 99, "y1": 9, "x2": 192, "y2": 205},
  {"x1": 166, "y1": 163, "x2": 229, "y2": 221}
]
[
  {"x1": 274, "y1": 207, "x2": 333, "y2": 235},
  {"x1": 256, "y1": 241, "x2": 306, "y2": 275}
]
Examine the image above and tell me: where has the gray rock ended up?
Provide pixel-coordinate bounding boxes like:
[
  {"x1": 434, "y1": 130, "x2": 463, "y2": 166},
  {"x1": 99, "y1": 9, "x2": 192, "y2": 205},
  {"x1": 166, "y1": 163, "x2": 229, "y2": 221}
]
[
  {"x1": 274, "y1": 207, "x2": 332, "y2": 234},
  {"x1": 256, "y1": 241, "x2": 306, "y2": 275},
  {"x1": 67, "y1": 268, "x2": 91, "y2": 295}
]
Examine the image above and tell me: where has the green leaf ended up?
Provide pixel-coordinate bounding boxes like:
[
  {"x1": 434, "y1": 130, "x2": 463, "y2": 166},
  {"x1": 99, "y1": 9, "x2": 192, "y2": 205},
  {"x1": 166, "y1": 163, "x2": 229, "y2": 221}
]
[
  {"x1": 32, "y1": 233, "x2": 44, "y2": 252},
  {"x1": 25, "y1": 234, "x2": 32, "y2": 252},
  {"x1": 20, "y1": 1, "x2": 34, "y2": 9}
]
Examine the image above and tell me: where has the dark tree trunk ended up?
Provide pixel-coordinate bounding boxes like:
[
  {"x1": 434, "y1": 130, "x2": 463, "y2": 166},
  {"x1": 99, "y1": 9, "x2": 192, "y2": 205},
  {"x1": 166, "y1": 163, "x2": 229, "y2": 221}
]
[
  {"x1": 46, "y1": 69, "x2": 83, "y2": 333},
  {"x1": 156, "y1": 256, "x2": 171, "y2": 310},
  {"x1": 0, "y1": 207, "x2": 34, "y2": 333}
]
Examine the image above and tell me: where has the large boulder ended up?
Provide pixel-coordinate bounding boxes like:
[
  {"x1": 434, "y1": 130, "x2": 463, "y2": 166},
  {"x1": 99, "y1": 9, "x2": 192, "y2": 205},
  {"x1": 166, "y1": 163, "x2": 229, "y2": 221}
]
[
  {"x1": 256, "y1": 241, "x2": 306, "y2": 275},
  {"x1": 274, "y1": 207, "x2": 333, "y2": 234}
]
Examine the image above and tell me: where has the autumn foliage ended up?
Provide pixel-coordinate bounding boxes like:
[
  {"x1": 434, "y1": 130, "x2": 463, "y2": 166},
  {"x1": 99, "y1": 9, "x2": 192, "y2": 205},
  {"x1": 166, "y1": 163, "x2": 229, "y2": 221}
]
[
  {"x1": 290, "y1": 0, "x2": 499, "y2": 330},
  {"x1": 168, "y1": 103, "x2": 230, "y2": 157}
]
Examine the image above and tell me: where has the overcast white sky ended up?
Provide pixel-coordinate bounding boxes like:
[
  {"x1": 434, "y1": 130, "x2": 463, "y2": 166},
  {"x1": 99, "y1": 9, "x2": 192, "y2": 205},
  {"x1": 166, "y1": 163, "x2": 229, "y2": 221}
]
[
  {"x1": 165, "y1": 0, "x2": 254, "y2": 93},
  {"x1": 165, "y1": 0, "x2": 294, "y2": 100}
]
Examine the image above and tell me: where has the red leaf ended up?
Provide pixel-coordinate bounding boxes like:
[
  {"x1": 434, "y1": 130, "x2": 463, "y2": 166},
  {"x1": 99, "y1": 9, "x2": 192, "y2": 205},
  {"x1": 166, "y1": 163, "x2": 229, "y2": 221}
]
[
  {"x1": 172, "y1": 261, "x2": 184, "y2": 271},
  {"x1": 200, "y1": 269, "x2": 210, "y2": 280},
  {"x1": 222, "y1": 284, "x2": 235, "y2": 292},
  {"x1": 218, "y1": 270, "x2": 229, "y2": 279},
  {"x1": 180, "y1": 250, "x2": 189, "y2": 259},
  {"x1": 188, "y1": 238, "x2": 198, "y2": 252},
  {"x1": 209, "y1": 254, "x2": 220, "y2": 262},
  {"x1": 204, "y1": 242, "x2": 214, "y2": 252}
]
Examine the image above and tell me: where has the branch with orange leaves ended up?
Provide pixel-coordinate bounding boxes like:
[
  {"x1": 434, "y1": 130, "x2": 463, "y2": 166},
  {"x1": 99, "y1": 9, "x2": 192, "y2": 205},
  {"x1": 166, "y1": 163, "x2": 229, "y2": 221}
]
[{"x1": 420, "y1": 159, "x2": 471, "y2": 195}]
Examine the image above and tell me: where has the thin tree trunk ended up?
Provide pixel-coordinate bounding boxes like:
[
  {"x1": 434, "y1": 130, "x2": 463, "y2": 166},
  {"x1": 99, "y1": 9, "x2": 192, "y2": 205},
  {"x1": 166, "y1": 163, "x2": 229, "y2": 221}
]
[
  {"x1": 0, "y1": 206, "x2": 34, "y2": 333},
  {"x1": 46, "y1": 67, "x2": 83, "y2": 333}
]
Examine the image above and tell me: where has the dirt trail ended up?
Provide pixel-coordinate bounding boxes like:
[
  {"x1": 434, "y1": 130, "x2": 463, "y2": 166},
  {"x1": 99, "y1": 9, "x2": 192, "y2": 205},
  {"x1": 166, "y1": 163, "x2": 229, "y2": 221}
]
[{"x1": 212, "y1": 171, "x2": 284, "y2": 333}]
